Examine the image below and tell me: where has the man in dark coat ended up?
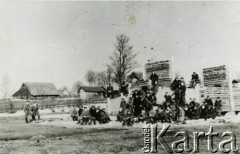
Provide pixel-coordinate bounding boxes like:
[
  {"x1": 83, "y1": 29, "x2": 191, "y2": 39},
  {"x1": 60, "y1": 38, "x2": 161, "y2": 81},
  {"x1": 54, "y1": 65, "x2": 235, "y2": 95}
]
[
  {"x1": 133, "y1": 94, "x2": 142, "y2": 117},
  {"x1": 164, "y1": 92, "x2": 172, "y2": 103},
  {"x1": 106, "y1": 84, "x2": 114, "y2": 98},
  {"x1": 77, "y1": 106, "x2": 83, "y2": 124},
  {"x1": 89, "y1": 106, "x2": 97, "y2": 125},
  {"x1": 171, "y1": 77, "x2": 180, "y2": 91},
  {"x1": 205, "y1": 96, "x2": 213, "y2": 107},
  {"x1": 191, "y1": 72, "x2": 200, "y2": 88},
  {"x1": 179, "y1": 82, "x2": 186, "y2": 107},
  {"x1": 150, "y1": 71, "x2": 159, "y2": 93}
]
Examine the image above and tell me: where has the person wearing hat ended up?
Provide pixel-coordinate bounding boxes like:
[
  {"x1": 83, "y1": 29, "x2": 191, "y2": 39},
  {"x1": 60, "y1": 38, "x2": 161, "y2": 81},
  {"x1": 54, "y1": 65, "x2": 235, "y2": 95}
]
[
  {"x1": 23, "y1": 101, "x2": 30, "y2": 123},
  {"x1": 150, "y1": 71, "x2": 159, "y2": 94},
  {"x1": 79, "y1": 107, "x2": 90, "y2": 125},
  {"x1": 190, "y1": 72, "x2": 200, "y2": 88},
  {"x1": 71, "y1": 106, "x2": 78, "y2": 122},
  {"x1": 120, "y1": 98, "x2": 127, "y2": 111},
  {"x1": 179, "y1": 82, "x2": 186, "y2": 107},
  {"x1": 205, "y1": 96, "x2": 213, "y2": 107},
  {"x1": 106, "y1": 83, "x2": 113, "y2": 99},
  {"x1": 89, "y1": 105, "x2": 97, "y2": 125},
  {"x1": 190, "y1": 103, "x2": 200, "y2": 120}
]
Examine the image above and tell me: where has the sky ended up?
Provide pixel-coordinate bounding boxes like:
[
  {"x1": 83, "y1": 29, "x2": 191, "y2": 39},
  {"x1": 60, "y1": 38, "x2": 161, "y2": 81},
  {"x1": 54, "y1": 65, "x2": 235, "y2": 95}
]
[{"x1": 0, "y1": 1, "x2": 240, "y2": 97}]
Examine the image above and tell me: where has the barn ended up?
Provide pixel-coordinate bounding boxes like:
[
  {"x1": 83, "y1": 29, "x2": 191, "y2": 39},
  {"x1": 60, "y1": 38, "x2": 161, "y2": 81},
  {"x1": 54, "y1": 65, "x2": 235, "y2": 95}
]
[
  {"x1": 78, "y1": 86, "x2": 105, "y2": 99},
  {"x1": 13, "y1": 82, "x2": 60, "y2": 100}
]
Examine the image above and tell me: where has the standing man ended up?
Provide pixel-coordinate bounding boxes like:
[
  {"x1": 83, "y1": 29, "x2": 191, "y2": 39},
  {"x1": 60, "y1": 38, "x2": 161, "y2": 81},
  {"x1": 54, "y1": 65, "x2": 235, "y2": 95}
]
[
  {"x1": 215, "y1": 97, "x2": 222, "y2": 116},
  {"x1": 179, "y1": 82, "x2": 186, "y2": 107},
  {"x1": 106, "y1": 83, "x2": 114, "y2": 99},
  {"x1": 150, "y1": 71, "x2": 159, "y2": 95},
  {"x1": 23, "y1": 101, "x2": 30, "y2": 123}
]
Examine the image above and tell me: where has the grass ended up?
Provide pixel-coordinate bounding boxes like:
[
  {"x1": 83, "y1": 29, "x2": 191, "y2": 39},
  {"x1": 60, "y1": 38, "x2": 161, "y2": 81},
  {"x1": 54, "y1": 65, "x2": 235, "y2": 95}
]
[{"x1": 0, "y1": 116, "x2": 240, "y2": 153}]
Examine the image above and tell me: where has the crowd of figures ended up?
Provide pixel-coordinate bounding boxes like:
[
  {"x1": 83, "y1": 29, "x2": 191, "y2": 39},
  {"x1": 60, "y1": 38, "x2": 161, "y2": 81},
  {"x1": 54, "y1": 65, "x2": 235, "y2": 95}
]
[
  {"x1": 71, "y1": 106, "x2": 111, "y2": 125},
  {"x1": 115, "y1": 72, "x2": 222, "y2": 127},
  {"x1": 23, "y1": 71, "x2": 222, "y2": 126},
  {"x1": 116, "y1": 92, "x2": 223, "y2": 127}
]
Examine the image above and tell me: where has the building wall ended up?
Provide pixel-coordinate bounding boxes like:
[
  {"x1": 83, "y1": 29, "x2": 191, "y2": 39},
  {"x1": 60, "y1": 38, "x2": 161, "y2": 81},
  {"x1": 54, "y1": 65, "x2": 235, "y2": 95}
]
[
  {"x1": 79, "y1": 89, "x2": 104, "y2": 99},
  {"x1": 79, "y1": 89, "x2": 87, "y2": 99}
]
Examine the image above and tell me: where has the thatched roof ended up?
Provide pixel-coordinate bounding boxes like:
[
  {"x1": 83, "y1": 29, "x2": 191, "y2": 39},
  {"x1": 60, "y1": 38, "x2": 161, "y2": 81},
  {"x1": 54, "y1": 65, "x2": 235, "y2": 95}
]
[
  {"x1": 13, "y1": 82, "x2": 60, "y2": 96},
  {"x1": 79, "y1": 86, "x2": 105, "y2": 93}
]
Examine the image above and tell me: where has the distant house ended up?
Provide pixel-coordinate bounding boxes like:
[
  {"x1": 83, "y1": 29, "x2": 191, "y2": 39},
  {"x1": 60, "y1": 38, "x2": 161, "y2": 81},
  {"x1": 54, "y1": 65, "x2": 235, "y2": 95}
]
[
  {"x1": 59, "y1": 89, "x2": 72, "y2": 98},
  {"x1": 78, "y1": 86, "x2": 105, "y2": 99},
  {"x1": 13, "y1": 82, "x2": 60, "y2": 100}
]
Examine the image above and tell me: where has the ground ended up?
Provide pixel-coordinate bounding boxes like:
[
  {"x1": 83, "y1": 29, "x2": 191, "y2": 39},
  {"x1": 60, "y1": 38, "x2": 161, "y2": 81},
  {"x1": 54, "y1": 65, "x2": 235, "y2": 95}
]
[{"x1": 0, "y1": 108, "x2": 240, "y2": 154}]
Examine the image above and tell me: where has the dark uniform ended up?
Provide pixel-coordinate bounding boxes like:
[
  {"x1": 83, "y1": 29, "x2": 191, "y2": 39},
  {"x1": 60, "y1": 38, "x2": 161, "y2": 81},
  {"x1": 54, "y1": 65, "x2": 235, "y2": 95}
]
[
  {"x1": 106, "y1": 84, "x2": 113, "y2": 98},
  {"x1": 150, "y1": 72, "x2": 159, "y2": 94}
]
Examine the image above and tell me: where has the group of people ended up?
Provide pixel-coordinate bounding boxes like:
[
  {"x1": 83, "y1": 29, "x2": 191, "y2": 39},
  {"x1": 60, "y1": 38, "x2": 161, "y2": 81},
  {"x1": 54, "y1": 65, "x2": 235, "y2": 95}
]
[
  {"x1": 71, "y1": 105, "x2": 111, "y2": 125},
  {"x1": 185, "y1": 96, "x2": 222, "y2": 120},
  {"x1": 170, "y1": 77, "x2": 187, "y2": 107},
  {"x1": 117, "y1": 90, "x2": 186, "y2": 126},
  {"x1": 23, "y1": 101, "x2": 40, "y2": 123}
]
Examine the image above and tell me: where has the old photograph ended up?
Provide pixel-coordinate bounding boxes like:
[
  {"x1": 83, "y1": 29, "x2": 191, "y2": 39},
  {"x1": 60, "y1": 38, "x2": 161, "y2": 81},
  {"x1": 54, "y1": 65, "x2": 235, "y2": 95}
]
[{"x1": 0, "y1": 1, "x2": 240, "y2": 153}]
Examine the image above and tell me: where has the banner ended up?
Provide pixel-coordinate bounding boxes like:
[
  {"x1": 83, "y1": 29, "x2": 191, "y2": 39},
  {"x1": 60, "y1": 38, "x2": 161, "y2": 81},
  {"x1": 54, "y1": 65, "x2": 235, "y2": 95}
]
[
  {"x1": 199, "y1": 87, "x2": 231, "y2": 111},
  {"x1": 145, "y1": 60, "x2": 172, "y2": 80},
  {"x1": 233, "y1": 87, "x2": 240, "y2": 110},
  {"x1": 203, "y1": 65, "x2": 228, "y2": 87}
]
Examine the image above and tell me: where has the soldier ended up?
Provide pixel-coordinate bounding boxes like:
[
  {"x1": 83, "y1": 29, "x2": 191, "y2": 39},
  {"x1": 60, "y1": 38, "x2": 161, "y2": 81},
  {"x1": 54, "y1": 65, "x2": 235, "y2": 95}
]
[
  {"x1": 71, "y1": 106, "x2": 78, "y2": 121},
  {"x1": 32, "y1": 102, "x2": 41, "y2": 120},
  {"x1": 23, "y1": 101, "x2": 30, "y2": 123}
]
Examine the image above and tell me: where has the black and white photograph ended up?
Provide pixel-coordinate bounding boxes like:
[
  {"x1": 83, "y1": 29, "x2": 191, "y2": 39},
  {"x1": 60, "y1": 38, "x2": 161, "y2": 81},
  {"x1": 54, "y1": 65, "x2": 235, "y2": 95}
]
[{"x1": 1, "y1": 1, "x2": 240, "y2": 153}]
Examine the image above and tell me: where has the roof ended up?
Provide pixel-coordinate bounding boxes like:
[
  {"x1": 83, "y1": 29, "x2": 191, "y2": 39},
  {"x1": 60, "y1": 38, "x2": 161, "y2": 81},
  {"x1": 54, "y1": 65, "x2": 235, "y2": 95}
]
[
  {"x1": 79, "y1": 86, "x2": 105, "y2": 93},
  {"x1": 128, "y1": 71, "x2": 143, "y2": 80},
  {"x1": 59, "y1": 89, "x2": 72, "y2": 96},
  {"x1": 14, "y1": 82, "x2": 60, "y2": 96}
]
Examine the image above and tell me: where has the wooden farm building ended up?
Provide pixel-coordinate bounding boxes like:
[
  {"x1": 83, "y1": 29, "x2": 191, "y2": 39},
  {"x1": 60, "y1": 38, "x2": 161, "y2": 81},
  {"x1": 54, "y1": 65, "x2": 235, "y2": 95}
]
[
  {"x1": 13, "y1": 82, "x2": 60, "y2": 100},
  {"x1": 78, "y1": 86, "x2": 105, "y2": 99}
]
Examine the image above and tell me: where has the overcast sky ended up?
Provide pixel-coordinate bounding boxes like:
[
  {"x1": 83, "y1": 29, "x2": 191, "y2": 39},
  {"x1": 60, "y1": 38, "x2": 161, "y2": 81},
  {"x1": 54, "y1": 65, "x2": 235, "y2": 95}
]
[{"x1": 1, "y1": 1, "x2": 240, "y2": 97}]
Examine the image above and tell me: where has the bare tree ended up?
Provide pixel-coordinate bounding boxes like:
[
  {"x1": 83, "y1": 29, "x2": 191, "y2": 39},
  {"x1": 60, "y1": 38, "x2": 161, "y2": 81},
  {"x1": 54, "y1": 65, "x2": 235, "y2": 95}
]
[
  {"x1": 71, "y1": 81, "x2": 84, "y2": 95},
  {"x1": 96, "y1": 71, "x2": 108, "y2": 87},
  {"x1": 107, "y1": 34, "x2": 138, "y2": 86},
  {"x1": 85, "y1": 70, "x2": 97, "y2": 86}
]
